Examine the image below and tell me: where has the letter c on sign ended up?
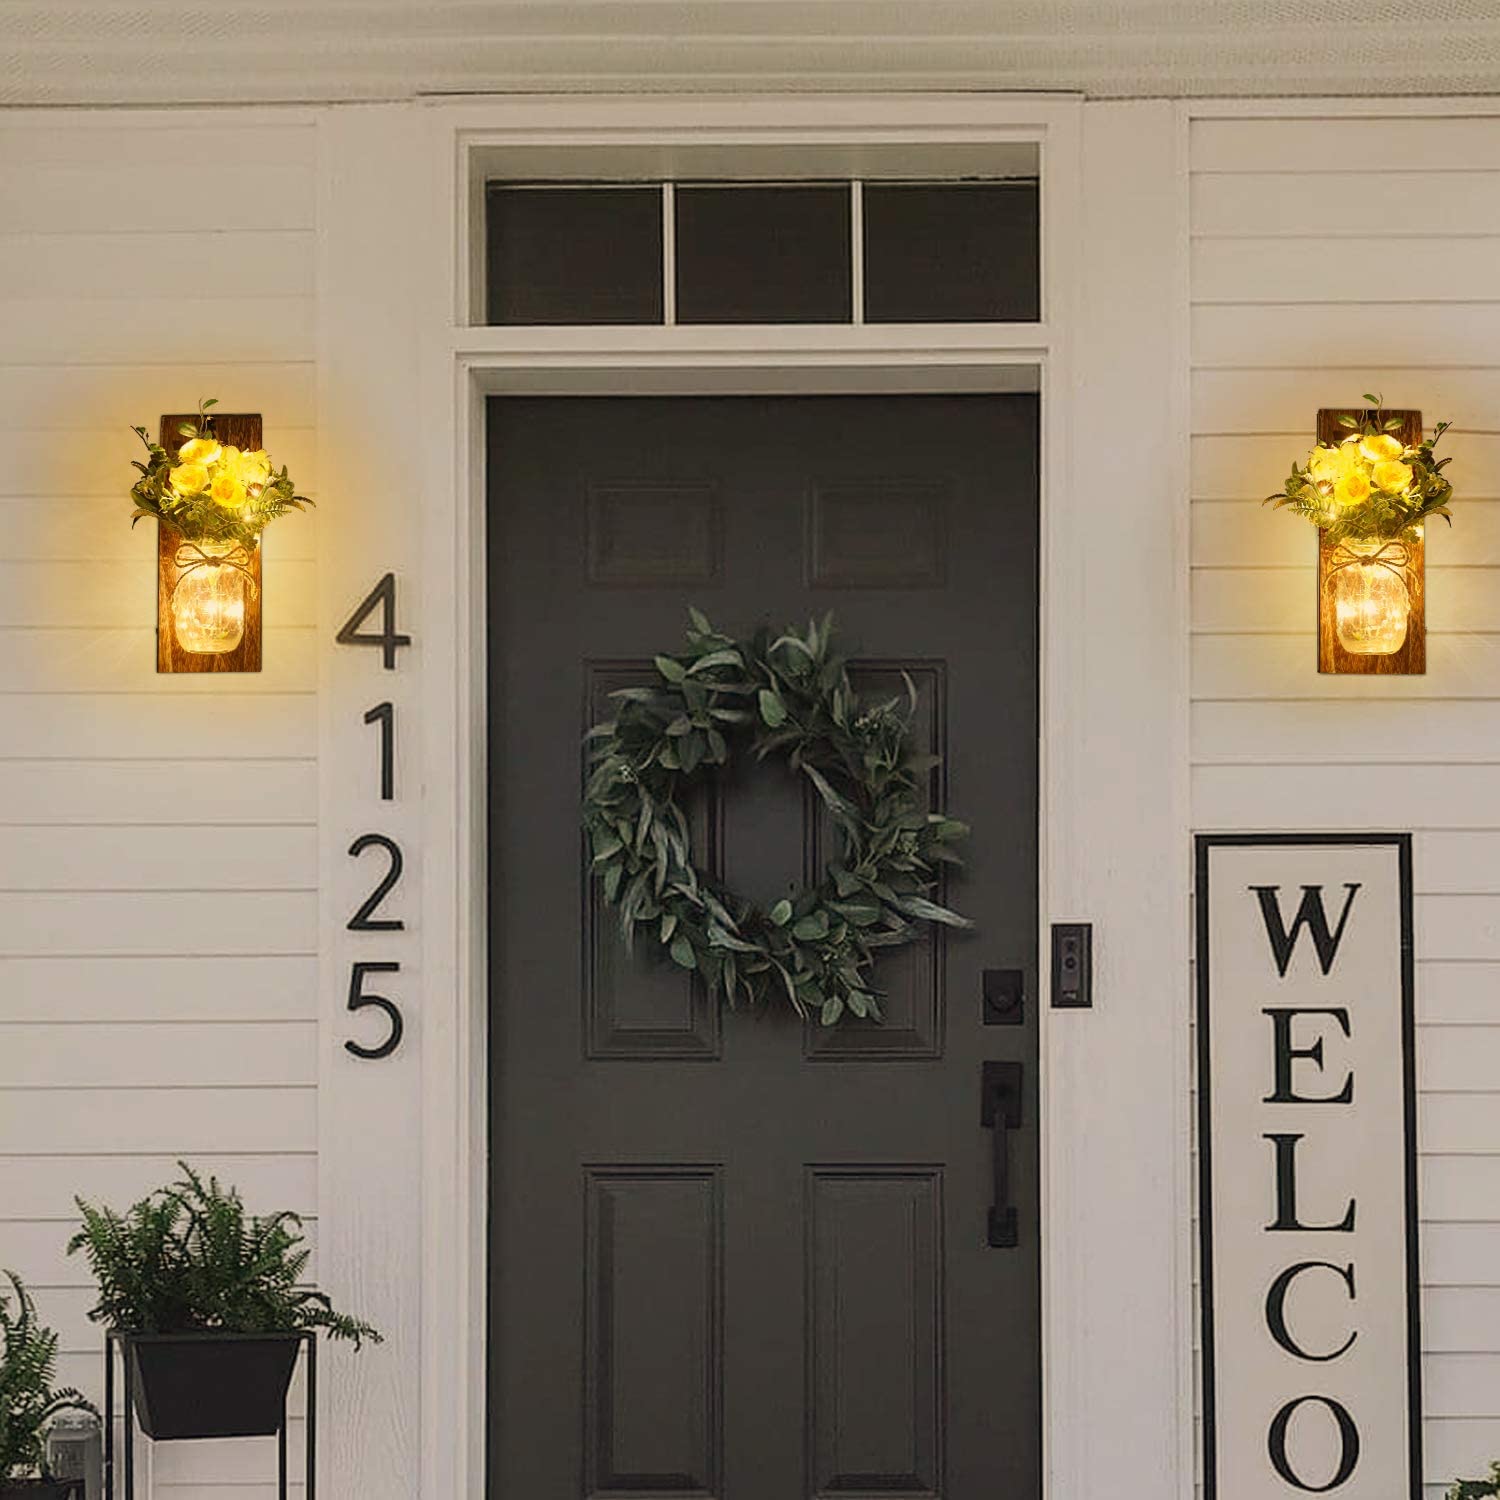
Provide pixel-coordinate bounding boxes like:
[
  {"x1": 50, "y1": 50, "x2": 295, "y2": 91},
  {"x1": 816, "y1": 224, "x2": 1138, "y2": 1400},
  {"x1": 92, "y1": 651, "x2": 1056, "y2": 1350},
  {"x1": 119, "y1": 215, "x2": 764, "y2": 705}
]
[
  {"x1": 1268, "y1": 1396, "x2": 1360, "y2": 1492},
  {"x1": 1266, "y1": 1261, "x2": 1358, "y2": 1363}
]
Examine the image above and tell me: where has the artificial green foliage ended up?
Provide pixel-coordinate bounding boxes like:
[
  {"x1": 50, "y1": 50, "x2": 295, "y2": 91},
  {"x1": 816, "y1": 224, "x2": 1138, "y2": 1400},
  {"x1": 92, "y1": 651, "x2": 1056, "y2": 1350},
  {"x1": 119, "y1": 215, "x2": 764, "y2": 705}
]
[
  {"x1": 1451, "y1": 1464, "x2": 1500, "y2": 1499},
  {"x1": 583, "y1": 610, "x2": 971, "y2": 1028},
  {"x1": 1264, "y1": 392, "x2": 1453, "y2": 545},
  {"x1": 68, "y1": 1164, "x2": 379, "y2": 1349},
  {"x1": 0, "y1": 1271, "x2": 95, "y2": 1482},
  {"x1": 128, "y1": 396, "x2": 312, "y2": 548}
]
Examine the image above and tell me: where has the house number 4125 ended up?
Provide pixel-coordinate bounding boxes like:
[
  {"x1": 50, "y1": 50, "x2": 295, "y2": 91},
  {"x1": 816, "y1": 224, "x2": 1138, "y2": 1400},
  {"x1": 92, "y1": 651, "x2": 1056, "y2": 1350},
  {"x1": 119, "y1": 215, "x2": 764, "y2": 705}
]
[{"x1": 338, "y1": 573, "x2": 411, "y2": 1060}]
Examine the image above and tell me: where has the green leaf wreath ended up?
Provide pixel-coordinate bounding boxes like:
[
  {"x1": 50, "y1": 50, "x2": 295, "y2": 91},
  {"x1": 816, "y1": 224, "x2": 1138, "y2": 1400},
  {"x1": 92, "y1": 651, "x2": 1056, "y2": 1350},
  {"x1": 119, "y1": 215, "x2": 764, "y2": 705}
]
[{"x1": 583, "y1": 610, "x2": 971, "y2": 1027}]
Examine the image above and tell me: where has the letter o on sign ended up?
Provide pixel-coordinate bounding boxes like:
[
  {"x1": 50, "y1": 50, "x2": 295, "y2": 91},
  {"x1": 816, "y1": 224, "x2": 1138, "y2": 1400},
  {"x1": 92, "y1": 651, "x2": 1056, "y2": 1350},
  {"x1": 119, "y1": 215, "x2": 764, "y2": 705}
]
[{"x1": 1267, "y1": 1395, "x2": 1360, "y2": 1492}]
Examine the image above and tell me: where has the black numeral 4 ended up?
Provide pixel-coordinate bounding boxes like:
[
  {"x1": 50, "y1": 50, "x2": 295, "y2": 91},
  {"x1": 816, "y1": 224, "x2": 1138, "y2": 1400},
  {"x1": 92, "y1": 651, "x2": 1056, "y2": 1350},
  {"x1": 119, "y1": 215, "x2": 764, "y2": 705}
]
[{"x1": 337, "y1": 573, "x2": 411, "y2": 670}]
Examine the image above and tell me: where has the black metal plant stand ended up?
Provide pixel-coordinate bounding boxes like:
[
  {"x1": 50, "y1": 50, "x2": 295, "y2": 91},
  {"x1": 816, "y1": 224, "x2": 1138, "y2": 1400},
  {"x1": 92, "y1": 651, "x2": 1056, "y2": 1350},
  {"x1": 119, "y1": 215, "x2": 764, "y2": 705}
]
[{"x1": 102, "y1": 1331, "x2": 316, "y2": 1500}]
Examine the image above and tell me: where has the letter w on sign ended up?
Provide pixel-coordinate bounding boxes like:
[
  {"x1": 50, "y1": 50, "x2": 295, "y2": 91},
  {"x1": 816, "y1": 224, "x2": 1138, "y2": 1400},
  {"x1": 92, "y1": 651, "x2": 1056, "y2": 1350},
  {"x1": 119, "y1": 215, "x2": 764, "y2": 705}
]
[{"x1": 1251, "y1": 883, "x2": 1361, "y2": 978}]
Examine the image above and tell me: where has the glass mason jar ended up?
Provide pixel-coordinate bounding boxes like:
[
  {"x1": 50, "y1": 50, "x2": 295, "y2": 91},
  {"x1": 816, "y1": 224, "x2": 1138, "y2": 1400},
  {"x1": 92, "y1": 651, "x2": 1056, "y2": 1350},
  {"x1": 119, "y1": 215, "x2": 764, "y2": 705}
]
[
  {"x1": 171, "y1": 539, "x2": 250, "y2": 654},
  {"x1": 1331, "y1": 540, "x2": 1410, "y2": 656}
]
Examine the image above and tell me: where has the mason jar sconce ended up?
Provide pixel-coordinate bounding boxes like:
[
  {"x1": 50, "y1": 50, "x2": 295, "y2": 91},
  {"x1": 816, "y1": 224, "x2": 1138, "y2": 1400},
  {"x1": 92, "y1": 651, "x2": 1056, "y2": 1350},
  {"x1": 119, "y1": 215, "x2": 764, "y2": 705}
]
[
  {"x1": 156, "y1": 412, "x2": 263, "y2": 673},
  {"x1": 1316, "y1": 406, "x2": 1426, "y2": 676}
]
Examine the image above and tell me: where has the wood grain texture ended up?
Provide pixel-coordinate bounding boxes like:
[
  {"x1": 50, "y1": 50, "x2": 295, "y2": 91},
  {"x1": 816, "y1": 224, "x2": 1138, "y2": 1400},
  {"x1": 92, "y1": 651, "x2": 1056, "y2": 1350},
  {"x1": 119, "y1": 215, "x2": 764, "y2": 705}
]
[
  {"x1": 157, "y1": 412, "x2": 262, "y2": 673},
  {"x1": 1316, "y1": 407, "x2": 1426, "y2": 675}
]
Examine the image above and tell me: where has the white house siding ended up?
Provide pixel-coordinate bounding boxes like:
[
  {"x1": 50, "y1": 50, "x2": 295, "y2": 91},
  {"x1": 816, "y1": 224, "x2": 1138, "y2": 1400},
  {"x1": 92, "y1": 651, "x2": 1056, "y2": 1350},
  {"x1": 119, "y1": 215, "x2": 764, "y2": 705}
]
[
  {"x1": 5, "y1": 92, "x2": 1500, "y2": 1500},
  {"x1": 1189, "y1": 111, "x2": 1500, "y2": 1498},
  {"x1": 0, "y1": 109, "x2": 321, "y2": 1498}
]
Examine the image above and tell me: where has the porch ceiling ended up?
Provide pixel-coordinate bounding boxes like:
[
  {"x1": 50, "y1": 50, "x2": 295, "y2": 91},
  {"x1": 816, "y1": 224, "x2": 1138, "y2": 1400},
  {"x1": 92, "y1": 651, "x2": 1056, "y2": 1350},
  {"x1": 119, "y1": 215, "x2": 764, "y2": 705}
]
[{"x1": 3, "y1": 1, "x2": 1500, "y2": 108}]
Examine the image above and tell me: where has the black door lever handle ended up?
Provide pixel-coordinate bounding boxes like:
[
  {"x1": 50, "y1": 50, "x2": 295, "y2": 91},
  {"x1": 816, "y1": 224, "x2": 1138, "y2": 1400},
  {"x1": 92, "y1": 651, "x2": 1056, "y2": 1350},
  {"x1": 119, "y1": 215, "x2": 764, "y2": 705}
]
[{"x1": 981, "y1": 1061, "x2": 1023, "y2": 1248}]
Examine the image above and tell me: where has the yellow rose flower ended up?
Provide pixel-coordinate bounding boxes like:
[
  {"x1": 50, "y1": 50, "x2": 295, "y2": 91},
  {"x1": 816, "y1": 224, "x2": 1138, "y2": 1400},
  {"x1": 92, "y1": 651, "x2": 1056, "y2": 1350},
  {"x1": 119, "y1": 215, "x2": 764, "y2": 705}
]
[
  {"x1": 209, "y1": 470, "x2": 247, "y2": 508},
  {"x1": 1334, "y1": 470, "x2": 1372, "y2": 507},
  {"x1": 1360, "y1": 433, "x2": 1404, "y2": 464},
  {"x1": 168, "y1": 462, "x2": 209, "y2": 496},
  {"x1": 177, "y1": 436, "x2": 221, "y2": 466},
  {"x1": 216, "y1": 445, "x2": 241, "y2": 474},
  {"x1": 1373, "y1": 459, "x2": 1413, "y2": 494}
]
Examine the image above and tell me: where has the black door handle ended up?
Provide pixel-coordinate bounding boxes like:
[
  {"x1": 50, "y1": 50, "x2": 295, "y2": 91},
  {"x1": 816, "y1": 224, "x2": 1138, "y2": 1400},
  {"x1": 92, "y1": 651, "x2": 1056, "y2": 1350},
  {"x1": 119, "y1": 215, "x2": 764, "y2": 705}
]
[{"x1": 981, "y1": 1061, "x2": 1022, "y2": 1248}]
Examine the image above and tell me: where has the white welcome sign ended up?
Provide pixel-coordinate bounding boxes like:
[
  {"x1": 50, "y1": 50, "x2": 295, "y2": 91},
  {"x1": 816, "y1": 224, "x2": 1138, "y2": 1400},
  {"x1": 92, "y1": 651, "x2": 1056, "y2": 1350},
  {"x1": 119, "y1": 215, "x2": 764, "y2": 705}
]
[{"x1": 1196, "y1": 834, "x2": 1421, "y2": 1500}]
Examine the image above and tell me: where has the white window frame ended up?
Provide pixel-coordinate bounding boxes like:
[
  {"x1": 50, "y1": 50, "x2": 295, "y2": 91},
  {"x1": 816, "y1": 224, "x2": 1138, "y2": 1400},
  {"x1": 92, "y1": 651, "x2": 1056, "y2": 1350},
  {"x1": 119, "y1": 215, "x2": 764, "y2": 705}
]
[{"x1": 317, "y1": 94, "x2": 1192, "y2": 1500}]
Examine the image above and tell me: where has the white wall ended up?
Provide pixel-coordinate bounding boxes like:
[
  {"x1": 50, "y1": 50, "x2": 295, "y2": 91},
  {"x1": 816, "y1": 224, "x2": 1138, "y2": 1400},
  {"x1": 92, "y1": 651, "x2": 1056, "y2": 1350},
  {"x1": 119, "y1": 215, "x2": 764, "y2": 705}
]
[
  {"x1": 0, "y1": 108, "x2": 322, "y2": 1497},
  {"x1": 5, "y1": 93, "x2": 1499, "y2": 1500},
  {"x1": 1189, "y1": 108, "x2": 1500, "y2": 1497}
]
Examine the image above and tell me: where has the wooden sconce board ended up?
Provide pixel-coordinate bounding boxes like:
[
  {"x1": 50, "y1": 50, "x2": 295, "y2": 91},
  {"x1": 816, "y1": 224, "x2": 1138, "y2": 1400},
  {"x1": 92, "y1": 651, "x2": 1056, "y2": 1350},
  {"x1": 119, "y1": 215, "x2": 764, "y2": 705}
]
[
  {"x1": 1317, "y1": 406, "x2": 1426, "y2": 676},
  {"x1": 157, "y1": 412, "x2": 263, "y2": 674}
]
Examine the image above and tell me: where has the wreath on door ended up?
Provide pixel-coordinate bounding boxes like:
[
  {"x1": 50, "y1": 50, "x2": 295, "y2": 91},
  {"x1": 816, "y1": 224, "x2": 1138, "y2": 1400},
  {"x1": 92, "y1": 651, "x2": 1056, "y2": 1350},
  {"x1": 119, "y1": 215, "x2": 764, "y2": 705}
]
[{"x1": 583, "y1": 610, "x2": 971, "y2": 1027}]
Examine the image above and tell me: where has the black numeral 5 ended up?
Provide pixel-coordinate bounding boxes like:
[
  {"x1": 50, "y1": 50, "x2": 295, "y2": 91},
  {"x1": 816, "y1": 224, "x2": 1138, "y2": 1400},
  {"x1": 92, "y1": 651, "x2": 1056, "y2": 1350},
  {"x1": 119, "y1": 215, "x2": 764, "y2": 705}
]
[{"x1": 345, "y1": 961, "x2": 404, "y2": 1060}]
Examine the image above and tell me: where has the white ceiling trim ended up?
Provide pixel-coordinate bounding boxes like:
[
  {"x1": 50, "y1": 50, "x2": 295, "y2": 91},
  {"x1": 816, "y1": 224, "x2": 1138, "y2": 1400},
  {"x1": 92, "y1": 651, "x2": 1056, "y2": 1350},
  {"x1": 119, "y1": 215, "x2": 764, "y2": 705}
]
[{"x1": 4, "y1": 1, "x2": 1500, "y2": 106}]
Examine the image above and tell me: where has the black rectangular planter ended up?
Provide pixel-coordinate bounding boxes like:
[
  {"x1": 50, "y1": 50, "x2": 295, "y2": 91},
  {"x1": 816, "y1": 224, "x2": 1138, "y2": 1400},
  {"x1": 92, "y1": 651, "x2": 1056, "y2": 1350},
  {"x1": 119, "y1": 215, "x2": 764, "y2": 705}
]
[
  {"x1": 105, "y1": 1329, "x2": 316, "y2": 1500},
  {"x1": 0, "y1": 1484, "x2": 82, "y2": 1500},
  {"x1": 126, "y1": 1333, "x2": 301, "y2": 1440}
]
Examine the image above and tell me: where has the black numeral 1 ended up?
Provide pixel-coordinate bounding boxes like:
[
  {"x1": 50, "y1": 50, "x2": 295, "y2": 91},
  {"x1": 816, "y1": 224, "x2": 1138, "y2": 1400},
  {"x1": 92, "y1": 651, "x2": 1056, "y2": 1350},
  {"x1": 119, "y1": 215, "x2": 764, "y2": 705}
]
[{"x1": 364, "y1": 701, "x2": 395, "y2": 801}]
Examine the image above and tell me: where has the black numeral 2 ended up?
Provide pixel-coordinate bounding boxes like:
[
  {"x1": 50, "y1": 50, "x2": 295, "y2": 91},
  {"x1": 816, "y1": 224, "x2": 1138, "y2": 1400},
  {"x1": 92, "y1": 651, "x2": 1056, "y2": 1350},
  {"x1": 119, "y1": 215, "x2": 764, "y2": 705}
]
[{"x1": 347, "y1": 833, "x2": 404, "y2": 932}]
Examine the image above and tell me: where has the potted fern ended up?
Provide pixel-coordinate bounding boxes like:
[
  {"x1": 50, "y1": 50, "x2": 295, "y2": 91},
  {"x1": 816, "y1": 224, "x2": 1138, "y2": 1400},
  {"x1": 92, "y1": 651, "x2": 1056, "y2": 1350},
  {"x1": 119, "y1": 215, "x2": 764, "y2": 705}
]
[
  {"x1": 68, "y1": 1164, "x2": 378, "y2": 1442},
  {"x1": 1, "y1": 1272, "x2": 95, "y2": 1498}
]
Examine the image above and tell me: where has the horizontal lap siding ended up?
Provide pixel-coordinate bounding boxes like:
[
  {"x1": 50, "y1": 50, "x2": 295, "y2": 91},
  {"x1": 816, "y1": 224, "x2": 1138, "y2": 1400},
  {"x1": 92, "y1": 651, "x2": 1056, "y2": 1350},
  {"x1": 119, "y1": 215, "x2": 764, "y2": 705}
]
[
  {"x1": 0, "y1": 115, "x2": 320, "y2": 1500},
  {"x1": 1190, "y1": 113, "x2": 1500, "y2": 1493}
]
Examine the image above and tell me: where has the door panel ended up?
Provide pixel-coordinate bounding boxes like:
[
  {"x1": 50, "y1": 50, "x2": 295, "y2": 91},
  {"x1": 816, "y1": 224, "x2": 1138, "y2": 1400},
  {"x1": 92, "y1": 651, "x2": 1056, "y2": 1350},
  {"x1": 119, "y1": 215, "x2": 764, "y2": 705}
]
[
  {"x1": 584, "y1": 1166, "x2": 723, "y2": 1495},
  {"x1": 487, "y1": 394, "x2": 1039, "y2": 1499},
  {"x1": 808, "y1": 1167, "x2": 944, "y2": 1493}
]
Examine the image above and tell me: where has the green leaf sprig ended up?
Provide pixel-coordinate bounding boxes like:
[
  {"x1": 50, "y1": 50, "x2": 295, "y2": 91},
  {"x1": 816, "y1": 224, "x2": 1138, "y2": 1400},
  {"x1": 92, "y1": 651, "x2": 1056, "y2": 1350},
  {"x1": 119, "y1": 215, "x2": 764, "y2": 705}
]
[{"x1": 583, "y1": 611, "x2": 971, "y2": 1028}]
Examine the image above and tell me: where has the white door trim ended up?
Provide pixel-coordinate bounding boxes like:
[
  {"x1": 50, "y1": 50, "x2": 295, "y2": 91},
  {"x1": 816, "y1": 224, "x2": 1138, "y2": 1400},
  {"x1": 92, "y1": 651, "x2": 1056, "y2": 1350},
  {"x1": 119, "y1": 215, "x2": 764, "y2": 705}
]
[{"x1": 318, "y1": 93, "x2": 1192, "y2": 1500}]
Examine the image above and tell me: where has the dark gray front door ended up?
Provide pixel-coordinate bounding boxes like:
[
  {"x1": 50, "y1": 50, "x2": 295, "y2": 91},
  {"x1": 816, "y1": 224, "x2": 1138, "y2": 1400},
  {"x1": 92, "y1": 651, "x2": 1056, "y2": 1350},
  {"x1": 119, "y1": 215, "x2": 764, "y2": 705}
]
[{"x1": 487, "y1": 394, "x2": 1040, "y2": 1499}]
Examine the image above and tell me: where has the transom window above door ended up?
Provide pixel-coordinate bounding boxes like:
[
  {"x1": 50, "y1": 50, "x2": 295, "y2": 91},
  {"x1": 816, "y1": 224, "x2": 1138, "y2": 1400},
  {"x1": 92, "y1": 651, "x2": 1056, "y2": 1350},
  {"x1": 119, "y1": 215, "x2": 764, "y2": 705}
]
[{"x1": 484, "y1": 180, "x2": 1040, "y2": 326}]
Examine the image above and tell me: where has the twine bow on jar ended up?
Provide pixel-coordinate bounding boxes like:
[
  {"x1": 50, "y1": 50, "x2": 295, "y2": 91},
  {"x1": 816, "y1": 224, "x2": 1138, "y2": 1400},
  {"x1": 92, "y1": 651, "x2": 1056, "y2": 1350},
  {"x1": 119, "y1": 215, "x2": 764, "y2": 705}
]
[
  {"x1": 1321, "y1": 538, "x2": 1412, "y2": 593},
  {"x1": 170, "y1": 541, "x2": 260, "y2": 602}
]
